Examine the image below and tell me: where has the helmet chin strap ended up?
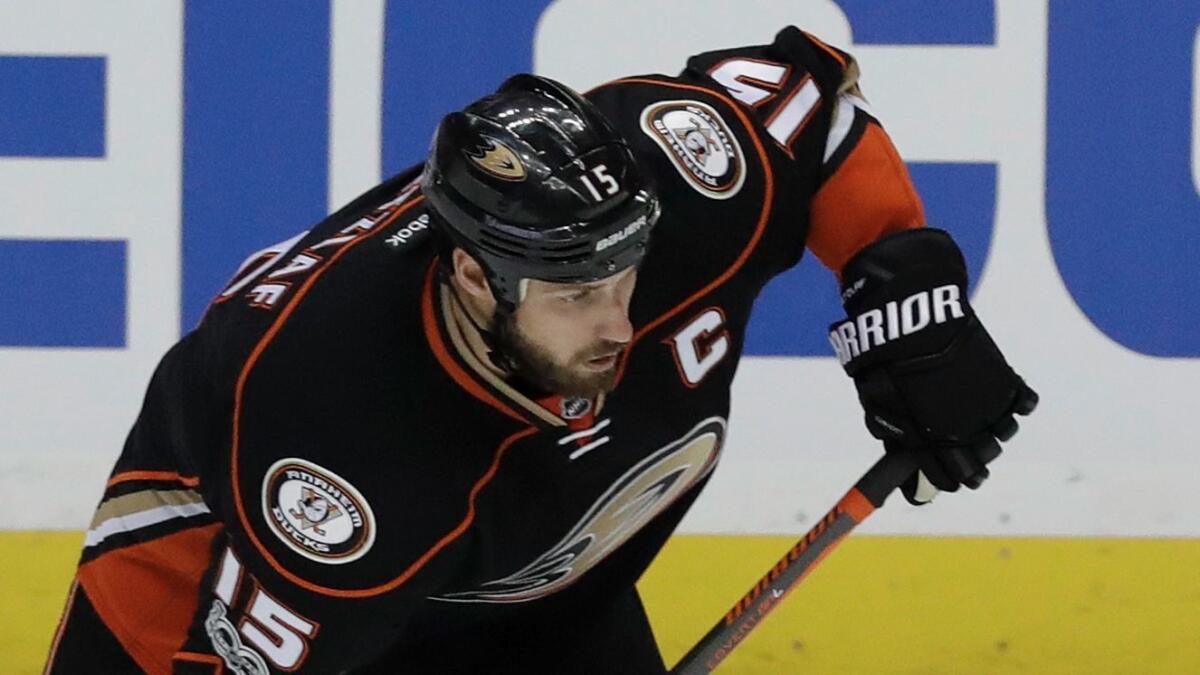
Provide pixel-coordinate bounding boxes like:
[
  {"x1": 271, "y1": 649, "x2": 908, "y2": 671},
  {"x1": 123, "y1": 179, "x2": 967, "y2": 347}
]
[
  {"x1": 484, "y1": 312, "x2": 524, "y2": 375},
  {"x1": 441, "y1": 268, "x2": 521, "y2": 374}
]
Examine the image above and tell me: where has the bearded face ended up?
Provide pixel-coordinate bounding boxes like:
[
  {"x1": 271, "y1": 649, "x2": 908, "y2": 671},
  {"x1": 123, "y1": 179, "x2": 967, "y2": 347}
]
[{"x1": 496, "y1": 311, "x2": 624, "y2": 398}]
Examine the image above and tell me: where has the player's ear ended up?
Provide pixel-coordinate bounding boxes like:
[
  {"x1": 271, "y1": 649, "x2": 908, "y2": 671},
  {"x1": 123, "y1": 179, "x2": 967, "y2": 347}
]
[{"x1": 451, "y1": 247, "x2": 493, "y2": 299}]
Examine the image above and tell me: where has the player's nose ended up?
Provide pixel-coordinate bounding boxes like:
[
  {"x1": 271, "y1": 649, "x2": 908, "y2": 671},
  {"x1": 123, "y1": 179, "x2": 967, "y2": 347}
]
[{"x1": 596, "y1": 296, "x2": 633, "y2": 345}]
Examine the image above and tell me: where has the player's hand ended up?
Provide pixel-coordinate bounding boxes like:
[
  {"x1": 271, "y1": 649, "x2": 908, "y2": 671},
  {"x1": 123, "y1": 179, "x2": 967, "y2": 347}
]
[
  {"x1": 870, "y1": 357, "x2": 1039, "y2": 505},
  {"x1": 828, "y1": 228, "x2": 1038, "y2": 505}
]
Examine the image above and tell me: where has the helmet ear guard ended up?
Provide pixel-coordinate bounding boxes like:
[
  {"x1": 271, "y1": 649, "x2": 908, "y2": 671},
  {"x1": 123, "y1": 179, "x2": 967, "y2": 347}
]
[{"x1": 420, "y1": 74, "x2": 660, "y2": 313}]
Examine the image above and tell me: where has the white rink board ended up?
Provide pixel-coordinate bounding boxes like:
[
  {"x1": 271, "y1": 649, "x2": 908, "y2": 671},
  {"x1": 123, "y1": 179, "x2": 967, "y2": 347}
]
[
  {"x1": 536, "y1": 1, "x2": 1200, "y2": 537},
  {"x1": 0, "y1": 0, "x2": 185, "y2": 530},
  {"x1": 2, "y1": 1, "x2": 1198, "y2": 537}
]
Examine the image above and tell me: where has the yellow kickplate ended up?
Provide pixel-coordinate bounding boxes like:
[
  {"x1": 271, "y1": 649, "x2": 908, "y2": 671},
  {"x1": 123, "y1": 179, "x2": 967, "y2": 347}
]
[
  {"x1": 1, "y1": 531, "x2": 82, "y2": 675},
  {"x1": 5, "y1": 532, "x2": 1200, "y2": 674},
  {"x1": 639, "y1": 535, "x2": 1200, "y2": 674}
]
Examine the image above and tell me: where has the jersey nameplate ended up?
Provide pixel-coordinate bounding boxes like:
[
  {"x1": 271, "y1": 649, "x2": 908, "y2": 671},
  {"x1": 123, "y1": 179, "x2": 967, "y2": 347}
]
[
  {"x1": 218, "y1": 182, "x2": 418, "y2": 310},
  {"x1": 640, "y1": 100, "x2": 745, "y2": 200}
]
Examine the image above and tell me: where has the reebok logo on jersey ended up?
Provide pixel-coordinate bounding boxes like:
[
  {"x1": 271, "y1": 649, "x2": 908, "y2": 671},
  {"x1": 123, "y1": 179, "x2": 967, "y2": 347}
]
[
  {"x1": 640, "y1": 100, "x2": 745, "y2": 200},
  {"x1": 222, "y1": 184, "x2": 418, "y2": 310},
  {"x1": 385, "y1": 213, "x2": 430, "y2": 249},
  {"x1": 262, "y1": 458, "x2": 376, "y2": 564},
  {"x1": 829, "y1": 284, "x2": 966, "y2": 365}
]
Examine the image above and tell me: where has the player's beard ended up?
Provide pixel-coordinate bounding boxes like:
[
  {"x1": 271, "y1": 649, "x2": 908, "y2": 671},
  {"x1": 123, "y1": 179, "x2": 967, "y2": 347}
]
[{"x1": 495, "y1": 314, "x2": 623, "y2": 399}]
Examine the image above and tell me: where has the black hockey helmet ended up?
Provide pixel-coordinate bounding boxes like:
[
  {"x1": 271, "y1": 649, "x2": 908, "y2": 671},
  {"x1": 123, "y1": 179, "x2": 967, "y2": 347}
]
[{"x1": 420, "y1": 74, "x2": 660, "y2": 311}]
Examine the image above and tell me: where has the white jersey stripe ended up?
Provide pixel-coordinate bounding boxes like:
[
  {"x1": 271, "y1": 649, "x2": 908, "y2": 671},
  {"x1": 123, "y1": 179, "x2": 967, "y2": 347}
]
[
  {"x1": 214, "y1": 546, "x2": 243, "y2": 604},
  {"x1": 845, "y1": 91, "x2": 874, "y2": 116},
  {"x1": 569, "y1": 436, "x2": 612, "y2": 461},
  {"x1": 824, "y1": 96, "x2": 859, "y2": 163},
  {"x1": 557, "y1": 418, "x2": 612, "y2": 445},
  {"x1": 766, "y1": 79, "x2": 820, "y2": 146},
  {"x1": 84, "y1": 500, "x2": 212, "y2": 548}
]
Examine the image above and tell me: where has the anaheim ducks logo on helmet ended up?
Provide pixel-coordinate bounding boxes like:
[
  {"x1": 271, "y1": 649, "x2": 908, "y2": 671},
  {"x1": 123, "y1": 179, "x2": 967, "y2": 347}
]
[{"x1": 464, "y1": 135, "x2": 526, "y2": 181}]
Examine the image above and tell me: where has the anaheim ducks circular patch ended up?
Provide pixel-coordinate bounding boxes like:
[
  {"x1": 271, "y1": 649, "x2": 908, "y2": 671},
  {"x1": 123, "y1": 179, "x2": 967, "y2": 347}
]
[
  {"x1": 639, "y1": 100, "x2": 745, "y2": 200},
  {"x1": 261, "y1": 458, "x2": 376, "y2": 564}
]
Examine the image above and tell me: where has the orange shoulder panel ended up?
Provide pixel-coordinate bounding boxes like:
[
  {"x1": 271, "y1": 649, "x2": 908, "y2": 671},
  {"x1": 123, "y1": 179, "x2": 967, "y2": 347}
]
[
  {"x1": 77, "y1": 523, "x2": 223, "y2": 675},
  {"x1": 807, "y1": 122, "x2": 925, "y2": 276}
]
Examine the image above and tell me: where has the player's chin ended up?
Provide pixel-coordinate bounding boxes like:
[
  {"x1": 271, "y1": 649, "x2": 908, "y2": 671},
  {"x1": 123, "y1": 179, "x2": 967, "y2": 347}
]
[{"x1": 563, "y1": 362, "x2": 619, "y2": 397}]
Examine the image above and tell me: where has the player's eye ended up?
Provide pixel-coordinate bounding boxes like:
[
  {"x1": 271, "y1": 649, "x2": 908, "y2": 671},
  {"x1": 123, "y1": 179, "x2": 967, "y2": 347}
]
[{"x1": 560, "y1": 289, "x2": 592, "y2": 303}]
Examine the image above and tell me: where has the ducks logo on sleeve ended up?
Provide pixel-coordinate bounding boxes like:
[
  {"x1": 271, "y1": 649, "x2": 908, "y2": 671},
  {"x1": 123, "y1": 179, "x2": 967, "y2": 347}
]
[
  {"x1": 262, "y1": 458, "x2": 376, "y2": 564},
  {"x1": 640, "y1": 100, "x2": 745, "y2": 199}
]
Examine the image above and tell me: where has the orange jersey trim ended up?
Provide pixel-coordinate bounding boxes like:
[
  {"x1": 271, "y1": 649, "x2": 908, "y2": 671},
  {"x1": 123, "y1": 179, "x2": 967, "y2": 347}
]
[
  {"x1": 243, "y1": 423, "x2": 535, "y2": 599},
  {"x1": 172, "y1": 651, "x2": 225, "y2": 674},
  {"x1": 229, "y1": 197, "x2": 537, "y2": 598},
  {"x1": 229, "y1": 196, "x2": 423, "y2": 598},
  {"x1": 77, "y1": 522, "x2": 223, "y2": 675},
  {"x1": 420, "y1": 260, "x2": 529, "y2": 424},
  {"x1": 106, "y1": 471, "x2": 201, "y2": 489},
  {"x1": 209, "y1": 250, "x2": 285, "y2": 308},
  {"x1": 385, "y1": 425, "x2": 538, "y2": 593},
  {"x1": 588, "y1": 77, "x2": 775, "y2": 384},
  {"x1": 42, "y1": 577, "x2": 79, "y2": 675},
  {"x1": 807, "y1": 122, "x2": 925, "y2": 274},
  {"x1": 803, "y1": 31, "x2": 848, "y2": 69}
]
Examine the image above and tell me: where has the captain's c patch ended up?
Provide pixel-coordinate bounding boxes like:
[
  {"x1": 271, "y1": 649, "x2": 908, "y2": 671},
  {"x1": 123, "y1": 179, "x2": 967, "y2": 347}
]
[{"x1": 640, "y1": 100, "x2": 745, "y2": 199}]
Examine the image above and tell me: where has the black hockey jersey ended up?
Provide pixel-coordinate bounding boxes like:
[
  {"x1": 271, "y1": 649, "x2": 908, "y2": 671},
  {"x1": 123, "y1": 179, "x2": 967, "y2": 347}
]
[{"x1": 52, "y1": 27, "x2": 925, "y2": 674}]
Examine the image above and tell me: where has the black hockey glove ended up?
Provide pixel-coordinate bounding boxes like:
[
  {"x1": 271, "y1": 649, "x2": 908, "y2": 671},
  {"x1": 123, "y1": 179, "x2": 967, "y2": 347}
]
[{"x1": 828, "y1": 228, "x2": 1038, "y2": 505}]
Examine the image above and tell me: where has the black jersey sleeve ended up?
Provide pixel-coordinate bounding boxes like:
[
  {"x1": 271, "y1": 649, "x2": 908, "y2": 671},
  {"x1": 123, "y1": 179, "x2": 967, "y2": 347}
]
[
  {"x1": 681, "y1": 26, "x2": 921, "y2": 273},
  {"x1": 169, "y1": 334, "x2": 463, "y2": 672},
  {"x1": 664, "y1": 26, "x2": 927, "y2": 275},
  {"x1": 170, "y1": 182, "x2": 488, "y2": 672}
]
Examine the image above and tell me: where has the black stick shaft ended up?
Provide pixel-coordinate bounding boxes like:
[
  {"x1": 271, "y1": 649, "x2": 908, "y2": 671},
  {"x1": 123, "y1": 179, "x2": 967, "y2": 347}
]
[{"x1": 670, "y1": 452, "x2": 916, "y2": 674}]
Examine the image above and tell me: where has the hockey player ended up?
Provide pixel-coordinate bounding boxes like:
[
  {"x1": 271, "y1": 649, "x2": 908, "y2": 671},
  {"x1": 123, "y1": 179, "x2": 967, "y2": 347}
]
[{"x1": 46, "y1": 27, "x2": 1036, "y2": 674}]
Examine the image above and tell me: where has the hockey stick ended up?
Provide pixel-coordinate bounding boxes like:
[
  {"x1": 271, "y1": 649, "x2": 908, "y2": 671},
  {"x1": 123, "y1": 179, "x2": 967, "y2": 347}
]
[{"x1": 670, "y1": 451, "x2": 918, "y2": 674}]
